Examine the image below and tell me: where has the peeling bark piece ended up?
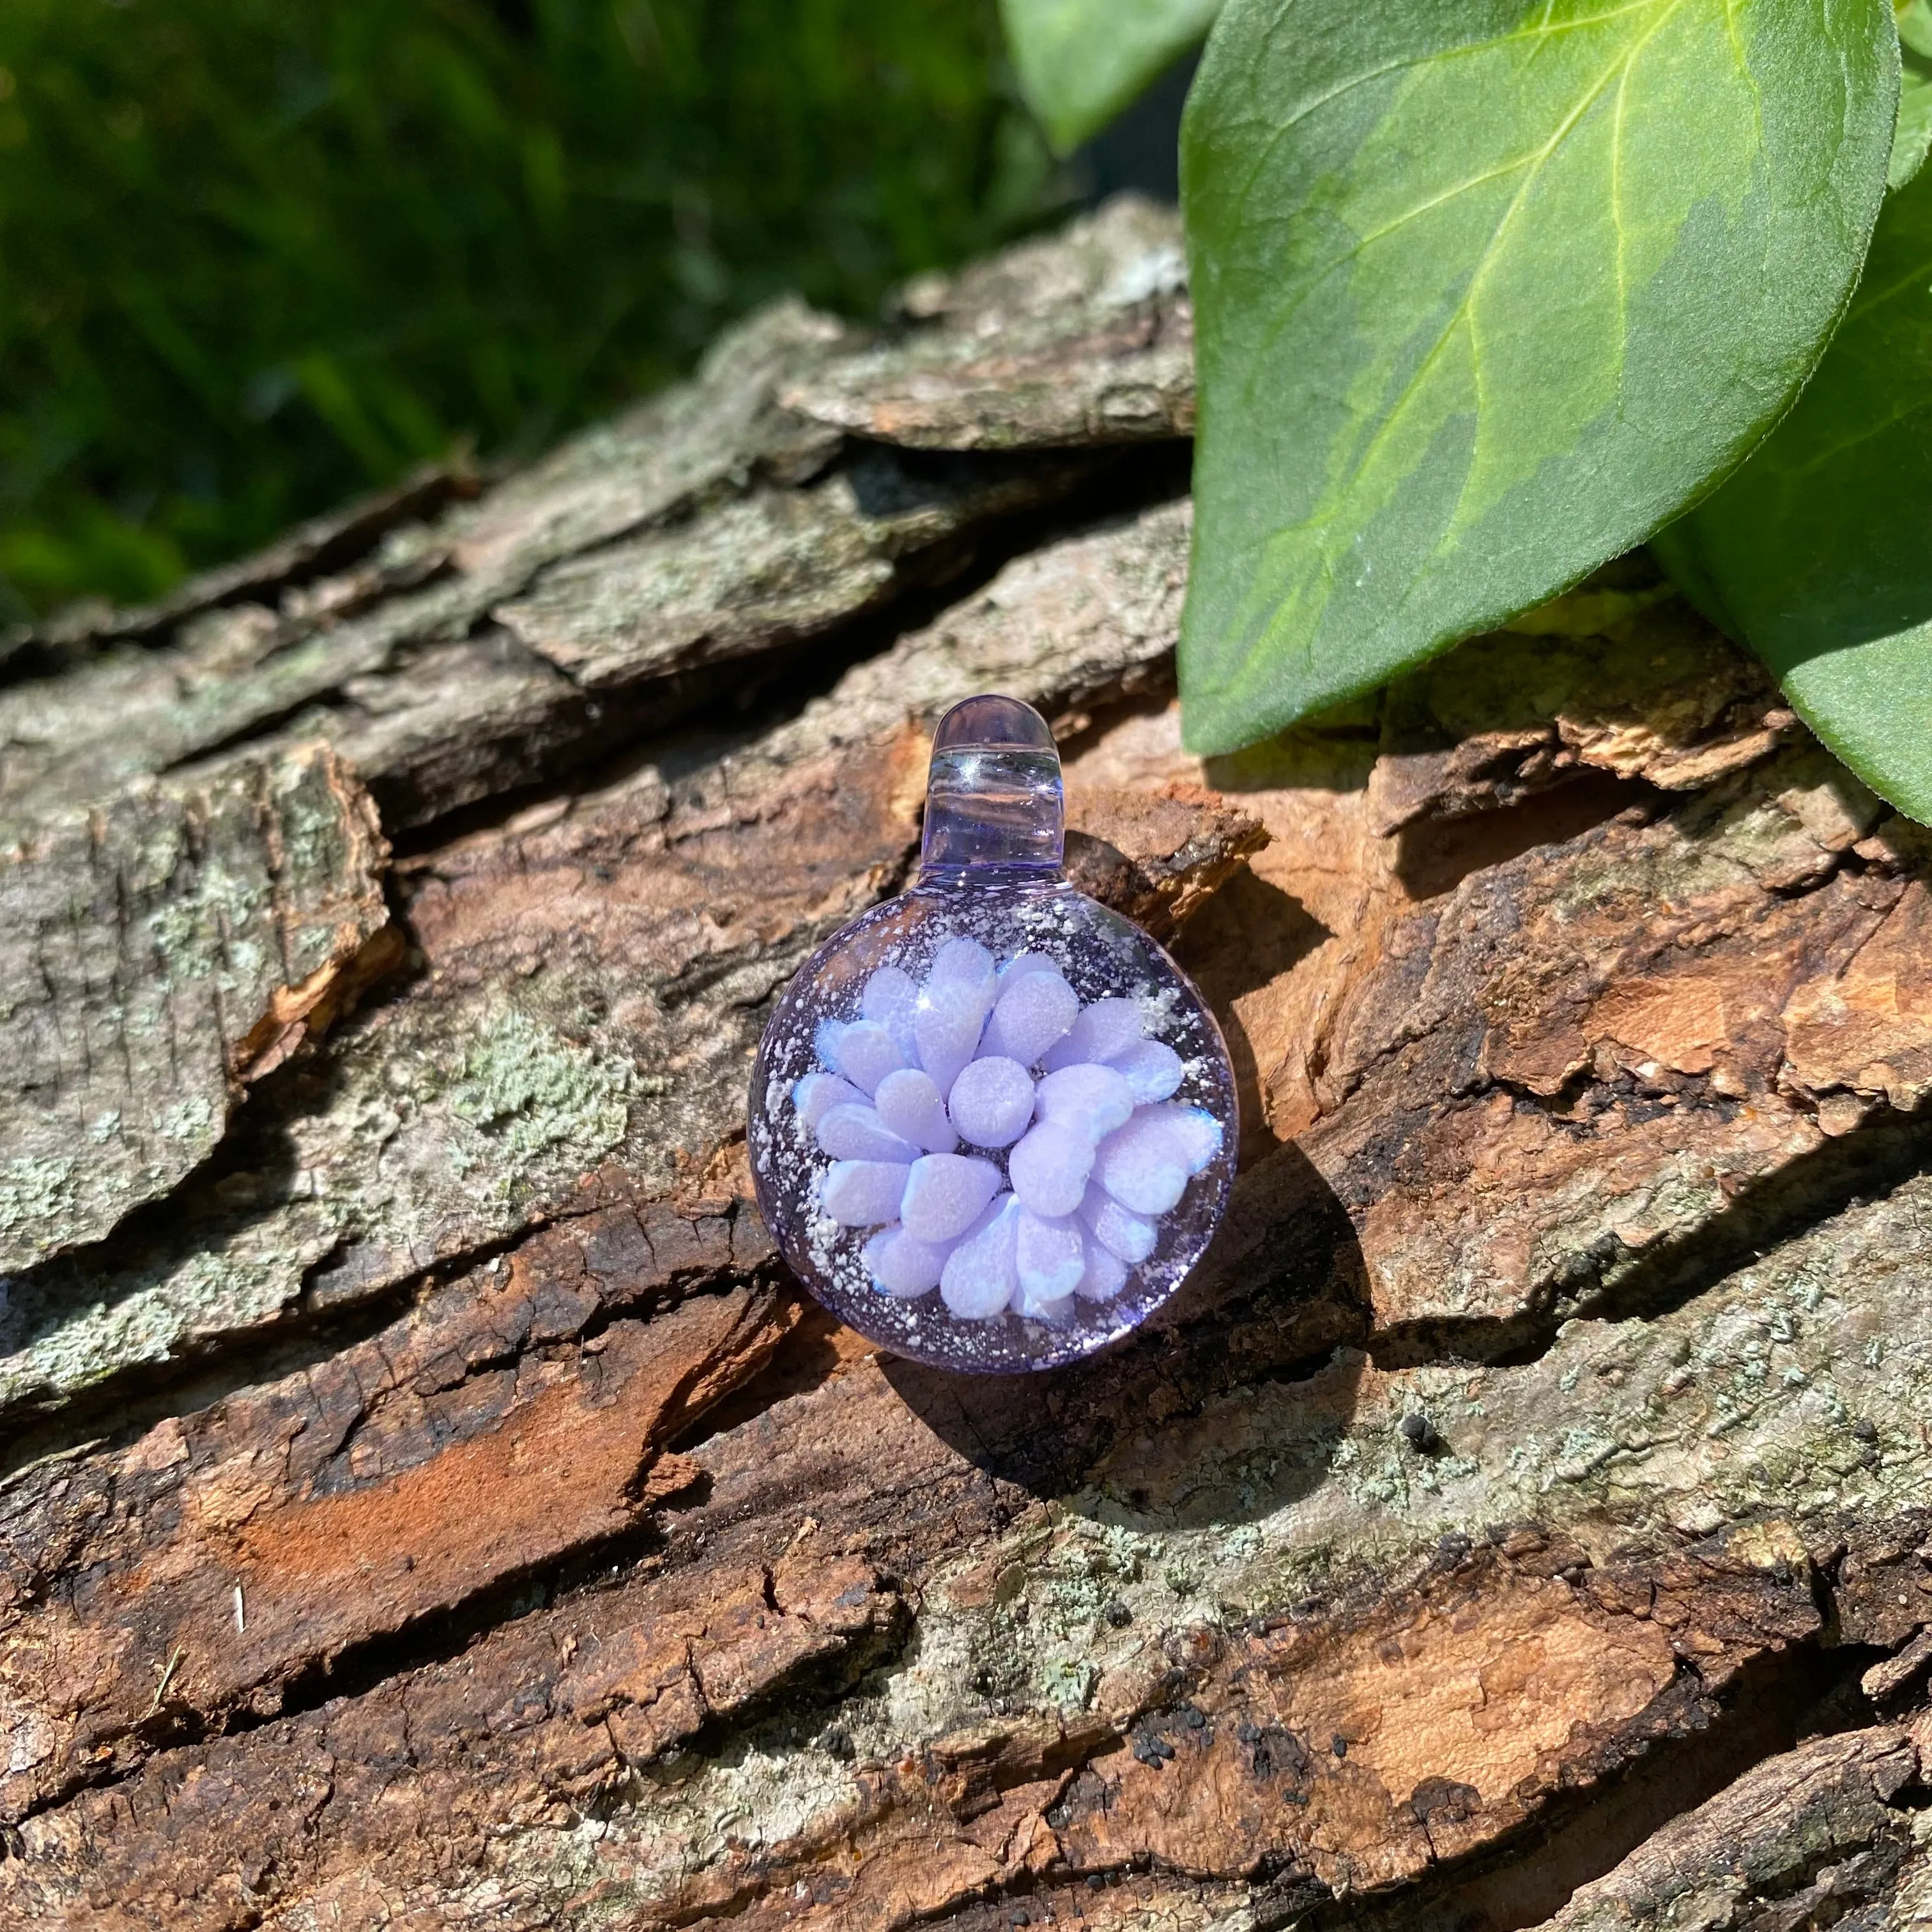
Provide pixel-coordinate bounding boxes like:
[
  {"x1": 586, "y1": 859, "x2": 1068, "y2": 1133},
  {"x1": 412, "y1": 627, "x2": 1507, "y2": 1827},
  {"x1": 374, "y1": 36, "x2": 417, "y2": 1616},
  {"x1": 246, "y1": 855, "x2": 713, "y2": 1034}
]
[
  {"x1": 0, "y1": 744, "x2": 390, "y2": 1273},
  {"x1": 1065, "y1": 784, "x2": 1268, "y2": 941},
  {"x1": 494, "y1": 448, "x2": 1086, "y2": 689},
  {"x1": 1535, "y1": 1726, "x2": 1921, "y2": 1931},
  {"x1": 1304, "y1": 746, "x2": 1923, "y2": 1341},
  {"x1": 1784, "y1": 873, "x2": 1932, "y2": 1111},
  {"x1": 383, "y1": 640, "x2": 650, "y2": 819},
  {"x1": 261, "y1": 629, "x2": 615, "y2": 832},
  {"x1": 0, "y1": 1201, "x2": 787, "y2": 1819},
  {"x1": 0, "y1": 592, "x2": 455, "y2": 829},
  {"x1": 0, "y1": 300, "x2": 848, "y2": 830},
  {"x1": 440, "y1": 295, "x2": 845, "y2": 585},
  {"x1": 784, "y1": 195, "x2": 1193, "y2": 450},
  {"x1": 1369, "y1": 563, "x2": 1791, "y2": 835},
  {"x1": 755, "y1": 494, "x2": 1190, "y2": 765},
  {"x1": 4, "y1": 460, "x2": 474, "y2": 665},
  {"x1": 1836, "y1": 1514, "x2": 1932, "y2": 1653},
  {"x1": 1052, "y1": 1537, "x2": 1820, "y2": 1896},
  {"x1": 1863, "y1": 1627, "x2": 1932, "y2": 1703}
]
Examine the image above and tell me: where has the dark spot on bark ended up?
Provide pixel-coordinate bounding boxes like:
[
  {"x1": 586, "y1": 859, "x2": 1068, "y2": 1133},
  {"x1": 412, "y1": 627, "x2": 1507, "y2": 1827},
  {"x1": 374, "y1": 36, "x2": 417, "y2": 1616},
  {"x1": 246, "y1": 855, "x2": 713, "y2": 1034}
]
[{"x1": 1410, "y1": 1775, "x2": 1480, "y2": 1828}]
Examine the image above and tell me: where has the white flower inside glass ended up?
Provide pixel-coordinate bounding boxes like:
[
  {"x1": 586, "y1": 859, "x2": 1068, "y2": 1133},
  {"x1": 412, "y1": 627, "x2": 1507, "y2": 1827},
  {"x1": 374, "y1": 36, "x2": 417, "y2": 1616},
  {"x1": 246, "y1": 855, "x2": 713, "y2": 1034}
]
[{"x1": 748, "y1": 694, "x2": 1237, "y2": 1374}]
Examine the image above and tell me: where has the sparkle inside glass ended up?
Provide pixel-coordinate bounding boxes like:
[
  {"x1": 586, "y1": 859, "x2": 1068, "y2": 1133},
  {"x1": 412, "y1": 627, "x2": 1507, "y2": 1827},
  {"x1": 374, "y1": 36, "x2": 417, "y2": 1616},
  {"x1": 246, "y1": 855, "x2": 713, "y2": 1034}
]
[{"x1": 747, "y1": 694, "x2": 1237, "y2": 1374}]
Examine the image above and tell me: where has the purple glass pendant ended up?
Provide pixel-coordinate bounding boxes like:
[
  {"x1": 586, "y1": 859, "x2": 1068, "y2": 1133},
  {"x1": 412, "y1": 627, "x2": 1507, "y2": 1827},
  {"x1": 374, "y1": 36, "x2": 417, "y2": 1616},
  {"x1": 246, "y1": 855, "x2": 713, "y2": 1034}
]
[{"x1": 747, "y1": 695, "x2": 1237, "y2": 1373}]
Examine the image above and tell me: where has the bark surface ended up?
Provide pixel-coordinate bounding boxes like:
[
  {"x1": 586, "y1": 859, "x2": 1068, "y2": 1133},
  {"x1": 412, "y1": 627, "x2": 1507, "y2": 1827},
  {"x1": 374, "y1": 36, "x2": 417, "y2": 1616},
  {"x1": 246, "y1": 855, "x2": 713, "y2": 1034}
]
[{"x1": 1, "y1": 197, "x2": 1929, "y2": 1932}]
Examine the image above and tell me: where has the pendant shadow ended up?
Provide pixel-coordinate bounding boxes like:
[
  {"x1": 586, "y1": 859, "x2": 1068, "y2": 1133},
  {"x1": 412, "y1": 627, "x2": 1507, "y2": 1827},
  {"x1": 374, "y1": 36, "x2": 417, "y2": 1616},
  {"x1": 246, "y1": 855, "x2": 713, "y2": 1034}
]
[
  {"x1": 878, "y1": 1139, "x2": 1370, "y2": 1528},
  {"x1": 1170, "y1": 866, "x2": 1331, "y2": 1165}
]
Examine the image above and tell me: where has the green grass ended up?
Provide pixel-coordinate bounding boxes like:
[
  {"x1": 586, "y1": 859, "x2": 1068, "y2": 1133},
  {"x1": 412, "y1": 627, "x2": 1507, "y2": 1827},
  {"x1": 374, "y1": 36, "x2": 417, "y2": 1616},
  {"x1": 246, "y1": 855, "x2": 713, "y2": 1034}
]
[{"x1": 0, "y1": 0, "x2": 1051, "y2": 617}]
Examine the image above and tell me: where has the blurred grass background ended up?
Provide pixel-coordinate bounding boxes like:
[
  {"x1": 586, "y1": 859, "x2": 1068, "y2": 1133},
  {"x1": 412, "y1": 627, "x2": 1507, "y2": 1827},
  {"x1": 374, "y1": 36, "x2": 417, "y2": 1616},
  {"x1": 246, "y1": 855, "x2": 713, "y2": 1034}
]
[{"x1": 0, "y1": 0, "x2": 1057, "y2": 620}]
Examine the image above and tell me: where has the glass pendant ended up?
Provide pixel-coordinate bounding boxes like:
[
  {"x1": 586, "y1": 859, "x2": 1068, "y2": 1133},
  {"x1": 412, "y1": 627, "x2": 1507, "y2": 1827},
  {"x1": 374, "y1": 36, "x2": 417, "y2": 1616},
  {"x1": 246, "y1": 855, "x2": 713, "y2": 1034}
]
[{"x1": 747, "y1": 694, "x2": 1236, "y2": 1373}]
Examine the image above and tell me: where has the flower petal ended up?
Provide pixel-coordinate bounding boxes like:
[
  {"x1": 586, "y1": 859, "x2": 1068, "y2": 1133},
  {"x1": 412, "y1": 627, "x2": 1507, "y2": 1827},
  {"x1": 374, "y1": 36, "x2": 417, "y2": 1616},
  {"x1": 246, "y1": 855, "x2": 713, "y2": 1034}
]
[
  {"x1": 816, "y1": 1103, "x2": 920, "y2": 1163},
  {"x1": 1075, "y1": 1230, "x2": 1129, "y2": 1301},
  {"x1": 1008, "y1": 1121, "x2": 1094, "y2": 1217},
  {"x1": 1015, "y1": 1207, "x2": 1085, "y2": 1309},
  {"x1": 928, "y1": 937, "x2": 997, "y2": 995},
  {"x1": 815, "y1": 1019, "x2": 849, "y2": 1073},
  {"x1": 873, "y1": 1068, "x2": 958, "y2": 1153},
  {"x1": 834, "y1": 1019, "x2": 907, "y2": 1096},
  {"x1": 914, "y1": 974, "x2": 988, "y2": 1096},
  {"x1": 997, "y1": 951, "x2": 1062, "y2": 987},
  {"x1": 1077, "y1": 1181, "x2": 1158, "y2": 1263},
  {"x1": 1146, "y1": 1102, "x2": 1222, "y2": 1174},
  {"x1": 1034, "y1": 1062, "x2": 1135, "y2": 1142},
  {"x1": 1022, "y1": 1293, "x2": 1077, "y2": 1325},
  {"x1": 821, "y1": 1160, "x2": 913, "y2": 1227},
  {"x1": 793, "y1": 1070, "x2": 865, "y2": 1129},
  {"x1": 864, "y1": 1223, "x2": 949, "y2": 1298},
  {"x1": 1114, "y1": 1039, "x2": 1185, "y2": 1104},
  {"x1": 862, "y1": 965, "x2": 919, "y2": 1030},
  {"x1": 900, "y1": 1151, "x2": 1003, "y2": 1243},
  {"x1": 940, "y1": 1193, "x2": 1018, "y2": 1318},
  {"x1": 948, "y1": 1055, "x2": 1034, "y2": 1147},
  {"x1": 982, "y1": 966, "x2": 1078, "y2": 1066},
  {"x1": 1092, "y1": 1114, "x2": 1190, "y2": 1216},
  {"x1": 1043, "y1": 997, "x2": 1143, "y2": 1071}
]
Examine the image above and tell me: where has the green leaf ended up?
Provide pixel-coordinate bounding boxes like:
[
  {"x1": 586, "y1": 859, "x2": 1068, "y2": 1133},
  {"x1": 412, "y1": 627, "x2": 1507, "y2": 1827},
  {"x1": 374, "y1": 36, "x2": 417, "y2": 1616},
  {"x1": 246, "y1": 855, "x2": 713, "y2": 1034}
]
[
  {"x1": 1177, "y1": 0, "x2": 1899, "y2": 758},
  {"x1": 1000, "y1": 0, "x2": 1222, "y2": 153},
  {"x1": 1652, "y1": 157, "x2": 1932, "y2": 823},
  {"x1": 1892, "y1": 0, "x2": 1932, "y2": 185}
]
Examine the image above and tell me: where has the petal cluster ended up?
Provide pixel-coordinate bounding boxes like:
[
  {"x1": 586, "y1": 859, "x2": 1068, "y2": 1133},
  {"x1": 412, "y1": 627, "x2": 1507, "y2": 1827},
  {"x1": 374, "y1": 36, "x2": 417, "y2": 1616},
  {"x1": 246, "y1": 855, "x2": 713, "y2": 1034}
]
[{"x1": 794, "y1": 938, "x2": 1219, "y2": 1323}]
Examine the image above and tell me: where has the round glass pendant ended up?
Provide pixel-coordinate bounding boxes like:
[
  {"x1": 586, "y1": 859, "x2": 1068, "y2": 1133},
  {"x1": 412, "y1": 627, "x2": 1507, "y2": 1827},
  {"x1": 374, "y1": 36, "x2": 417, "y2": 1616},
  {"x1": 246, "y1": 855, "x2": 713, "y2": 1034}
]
[{"x1": 747, "y1": 694, "x2": 1237, "y2": 1373}]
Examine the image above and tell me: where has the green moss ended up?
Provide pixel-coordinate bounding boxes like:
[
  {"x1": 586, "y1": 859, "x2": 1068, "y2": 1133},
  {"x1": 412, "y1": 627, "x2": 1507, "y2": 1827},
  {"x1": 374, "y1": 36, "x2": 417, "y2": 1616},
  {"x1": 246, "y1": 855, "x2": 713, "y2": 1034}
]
[
  {"x1": 447, "y1": 1006, "x2": 631, "y2": 1182},
  {"x1": 0, "y1": 1201, "x2": 334, "y2": 1409},
  {"x1": 157, "y1": 1096, "x2": 216, "y2": 1144},
  {"x1": 0, "y1": 1155, "x2": 79, "y2": 1242}
]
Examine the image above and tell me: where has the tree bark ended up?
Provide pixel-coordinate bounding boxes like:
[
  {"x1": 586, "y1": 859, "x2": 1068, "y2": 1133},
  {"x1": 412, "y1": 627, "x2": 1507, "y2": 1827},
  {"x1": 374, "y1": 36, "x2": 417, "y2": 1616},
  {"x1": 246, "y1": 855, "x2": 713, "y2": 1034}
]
[{"x1": 1, "y1": 197, "x2": 1929, "y2": 1931}]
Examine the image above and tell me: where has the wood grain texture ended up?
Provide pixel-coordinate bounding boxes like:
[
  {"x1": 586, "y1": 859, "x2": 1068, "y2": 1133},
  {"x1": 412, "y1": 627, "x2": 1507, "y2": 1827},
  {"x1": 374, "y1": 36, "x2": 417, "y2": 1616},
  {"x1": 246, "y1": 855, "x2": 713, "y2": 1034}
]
[{"x1": 1, "y1": 203, "x2": 1929, "y2": 1932}]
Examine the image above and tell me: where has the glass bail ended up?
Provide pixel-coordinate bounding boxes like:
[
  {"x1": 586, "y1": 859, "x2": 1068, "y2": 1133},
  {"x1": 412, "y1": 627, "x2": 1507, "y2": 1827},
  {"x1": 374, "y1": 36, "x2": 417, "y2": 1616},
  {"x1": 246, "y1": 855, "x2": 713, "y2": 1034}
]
[{"x1": 917, "y1": 694, "x2": 1065, "y2": 880}]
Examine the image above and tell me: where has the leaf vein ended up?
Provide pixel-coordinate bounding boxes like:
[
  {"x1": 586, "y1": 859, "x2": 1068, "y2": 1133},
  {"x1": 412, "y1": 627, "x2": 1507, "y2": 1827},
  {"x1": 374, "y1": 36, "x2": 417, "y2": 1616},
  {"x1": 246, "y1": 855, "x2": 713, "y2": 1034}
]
[
  {"x1": 1243, "y1": 150, "x2": 1547, "y2": 379},
  {"x1": 1224, "y1": 0, "x2": 1666, "y2": 234},
  {"x1": 1345, "y1": 0, "x2": 1686, "y2": 543}
]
